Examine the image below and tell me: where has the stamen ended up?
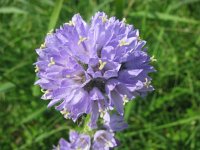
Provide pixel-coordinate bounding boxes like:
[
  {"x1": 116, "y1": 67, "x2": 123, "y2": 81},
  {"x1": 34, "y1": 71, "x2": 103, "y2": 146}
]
[
  {"x1": 99, "y1": 16, "x2": 107, "y2": 23},
  {"x1": 66, "y1": 75, "x2": 71, "y2": 78},
  {"x1": 56, "y1": 144, "x2": 60, "y2": 150},
  {"x1": 40, "y1": 43, "x2": 46, "y2": 49},
  {"x1": 41, "y1": 89, "x2": 49, "y2": 97},
  {"x1": 35, "y1": 65, "x2": 39, "y2": 72},
  {"x1": 99, "y1": 107, "x2": 108, "y2": 118},
  {"x1": 99, "y1": 60, "x2": 107, "y2": 70},
  {"x1": 48, "y1": 57, "x2": 55, "y2": 66},
  {"x1": 65, "y1": 20, "x2": 75, "y2": 26},
  {"x1": 122, "y1": 18, "x2": 126, "y2": 23},
  {"x1": 47, "y1": 29, "x2": 54, "y2": 35},
  {"x1": 41, "y1": 89, "x2": 45, "y2": 93},
  {"x1": 150, "y1": 55, "x2": 157, "y2": 62},
  {"x1": 99, "y1": 110, "x2": 105, "y2": 118},
  {"x1": 78, "y1": 36, "x2": 87, "y2": 45},
  {"x1": 99, "y1": 109, "x2": 106, "y2": 118},
  {"x1": 123, "y1": 95, "x2": 129, "y2": 105},
  {"x1": 119, "y1": 39, "x2": 129, "y2": 46},
  {"x1": 143, "y1": 78, "x2": 151, "y2": 88},
  {"x1": 60, "y1": 109, "x2": 70, "y2": 119},
  {"x1": 106, "y1": 141, "x2": 114, "y2": 147}
]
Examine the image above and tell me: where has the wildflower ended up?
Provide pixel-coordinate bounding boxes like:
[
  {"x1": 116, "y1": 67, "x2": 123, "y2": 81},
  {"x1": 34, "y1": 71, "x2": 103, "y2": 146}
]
[
  {"x1": 93, "y1": 130, "x2": 117, "y2": 150},
  {"x1": 35, "y1": 12, "x2": 155, "y2": 129},
  {"x1": 54, "y1": 130, "x2": 117, "y2": 150},
  {"x1": 53, "y1": 138, "x2": 71, "y2": 150},
  {"x1": 103, "y1": 112, "x2": 128, "y2": 132},
  {"x1": 53, "y1": 131, "x2": 91, "y2": 150}
]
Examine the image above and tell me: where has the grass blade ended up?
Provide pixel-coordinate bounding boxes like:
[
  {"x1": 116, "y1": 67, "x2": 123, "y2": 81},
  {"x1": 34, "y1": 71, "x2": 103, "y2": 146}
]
[
  {"x1": 125, "y1": 100, "x2": 134, "y2": 121},
  {"x1": 129, "y1": 11, "x2": 200, "y2": 24},
  {"x1": 19, "y1": 126, "x2": 69, "y2": 150},
  {"x1": 48, "y1": 0, "x2": 64, "y2": 31},
  {"x1": 0, "y1": 7, "x2": 27, "y2": 14},
  {"x1": 35, "y1": 126, "x2": 69, "y2": 142},
  {"x1": 19, "y1": 106, "x2": 46, "y2": 125},
  {"x1": 124, "y1": 115, "x2": 200, "y2": 137},
  {"x1": 168, "y1": 0, "x2": 200, "y2": 11},
  {"x1": 0, "y1": 82, "x2": 15, "y2": 93}
]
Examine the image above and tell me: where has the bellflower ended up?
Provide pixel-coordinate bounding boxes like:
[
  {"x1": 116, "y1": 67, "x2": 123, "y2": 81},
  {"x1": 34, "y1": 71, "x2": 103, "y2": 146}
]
[
  {"x1": 103, "y1": 112, "x2": 128, "y2": 132},
  {"x1": 54, "y1": 130, "x2": 117, "y2": 150},
  {"x1": 35, "y1": 12, "x2": 155, "y2": 129},
  {"x1": 53, "y1": 131, "x2": 91, "y2": 150},
  {"x1": 93, "y1": 130, "x2": 117, "y2": 150}
]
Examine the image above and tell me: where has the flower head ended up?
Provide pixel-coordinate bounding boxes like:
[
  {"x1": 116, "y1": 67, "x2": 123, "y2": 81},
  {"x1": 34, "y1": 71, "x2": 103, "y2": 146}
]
[
  {"x1": 93, "y1": 130, "x2": 117, "y2": 150},
  {"x1": 53, "y1": 138, "x2": 71, "y2": 150},
  {"x1": 54, "y1": 130, "x2": 117, "y2": 150},
  {"x1": 35, "y1": 12, "x2": 155, "y2": 129},
  {"x1": 54, "y1": 131, "x2": 91, "y2": 150}
]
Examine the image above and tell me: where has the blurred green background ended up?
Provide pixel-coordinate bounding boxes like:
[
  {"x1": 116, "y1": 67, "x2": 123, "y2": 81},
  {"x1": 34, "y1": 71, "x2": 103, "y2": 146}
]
[{"x1": 0, "y1": 0, "x2": 200, "y2": 149}]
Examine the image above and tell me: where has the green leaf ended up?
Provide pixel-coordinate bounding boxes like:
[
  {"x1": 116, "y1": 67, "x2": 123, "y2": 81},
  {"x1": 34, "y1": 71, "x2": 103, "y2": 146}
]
[
  {"x1": 0, "y1": 7, "x2": 27, "y2": 14},
  {"x1": 34, "y1": 126, "x2": 69, "y2": 142},
  {"x1": 0, "y1": 82, "x2": 15, "y2": 93},
  {"x1": 129, "y1": 11, "x2": 200, "y2": 24},
  {"x1": 19, "y1": 106, "x2": 46, "y2": 125},
  {"x1": 48, "y1": 0, "x2": 64, "y2": 31},
  {"x1": 124, "y1": 115, "x2": 200, "y2": 137},
  {"x1": 125, "y1": 100, "x2": 134, "y2": 121}
]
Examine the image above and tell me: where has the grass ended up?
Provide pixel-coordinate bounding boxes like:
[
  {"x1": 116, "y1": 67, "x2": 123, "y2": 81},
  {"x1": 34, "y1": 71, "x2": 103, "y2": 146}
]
[{"x1": 0, "y1": 0, "x2": 200, "y2": 149}]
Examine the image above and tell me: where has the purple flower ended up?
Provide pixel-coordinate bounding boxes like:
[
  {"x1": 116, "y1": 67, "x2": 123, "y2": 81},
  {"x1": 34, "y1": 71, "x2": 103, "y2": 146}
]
[
  {"x1": 93, "y1": 130, "x2": 117, "y2": 150},
  {"x1": 53, "y1": 138, "x2": 71, "y2": 150},
  {"x1": 54, "y1": 130, "x2": 117, "y2": 150},
  {"x1": 54, "y1": 131, "x2": 91, "y2": 150},
  {"x1": 103, "y1": 112, "x2": 128, "y2": 132},
  {"x1": 35, "y1": 12, "x2": 155, "y2": 129}
]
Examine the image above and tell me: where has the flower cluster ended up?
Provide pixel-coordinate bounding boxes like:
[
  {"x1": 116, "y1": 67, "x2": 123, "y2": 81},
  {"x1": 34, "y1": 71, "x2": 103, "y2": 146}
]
[
  {"x1": 35, "y1": 12, "x2": 155, "y2": 149},
  {"x1": 54, "y1": 130, "x2": 117, "y2": 150}
]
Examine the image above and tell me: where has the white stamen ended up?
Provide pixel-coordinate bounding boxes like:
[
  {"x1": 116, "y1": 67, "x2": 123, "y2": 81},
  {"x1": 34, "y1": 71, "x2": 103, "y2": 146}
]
[
  {"x1": 143, "y1": 78, "x2": 151, "y2": 88},
  {"x1": 123, "y1": 95, "x2": 129, "y2": 105},
  {"x1": 47, "y1": 29, "x2": 54, "y2": 35},
  {"x1": 119, "y1": 39, "x2": 129, "y2": 46},
  {"x1": 99, "y1": 16, "x2": 107, "y2": 23},
  {"x1": 41, "y1": 89, "x2": 49, "y2": 97},
  {"x1": 48, "y1": 57, "x2": 55, "y2": 66},
  {"x1": 99, "y1": 60, "x2": 107, "y2": 70},
  {"x1": 78, "y1": 36, "x2": 87, "y2": 45},
  {"x1": 35, "y1": 65, "x2": 39, "y2": 72},
  {"x1": 150, "y1": 55, "x2": 157, "y2": 62},
  {"x1": 66, "y1": 75, "x2": 71, "y2": 78},
  {"x1": 60, "y1": 109, "x2": 70, "y2": 119},
  {"x1": 99, "y1": 109, "x2": 108, "y2": 118},
  {"x1": 40, "y1": 43, "x2": 46, "y2": 49},
  {"x1": 122, "y1": 18, "x2": 126, "y2": 23},
  {"x1": 65, "y1": 20, "x2": 75, "y2": 26}
]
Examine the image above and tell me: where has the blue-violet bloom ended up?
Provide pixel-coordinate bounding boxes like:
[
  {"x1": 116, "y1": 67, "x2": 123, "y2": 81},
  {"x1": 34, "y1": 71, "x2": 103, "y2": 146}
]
[
  {"x1": 53, "y1": 131, "x2": 91, "y2": 150},
  {"x1": 54, "y1": 130, "x2": 117, "y2": 150},
  {"x1": 35, "y1": 12, "x2": 155, "y2": 129}
]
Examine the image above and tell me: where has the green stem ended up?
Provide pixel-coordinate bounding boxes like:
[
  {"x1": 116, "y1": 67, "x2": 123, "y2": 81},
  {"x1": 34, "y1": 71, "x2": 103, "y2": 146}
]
[{"x1": 115, "y1": 0, "x2": 124, "y2": 19}]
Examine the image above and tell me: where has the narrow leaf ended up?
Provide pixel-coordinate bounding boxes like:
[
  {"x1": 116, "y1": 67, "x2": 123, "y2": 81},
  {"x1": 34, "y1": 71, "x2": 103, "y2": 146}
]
[
  {"x1": 0, "y1": 7, "x2": 27, "y2": 14},
  {"x1": 48, "y1": 0, "x2": 64, "y2": 31}
]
